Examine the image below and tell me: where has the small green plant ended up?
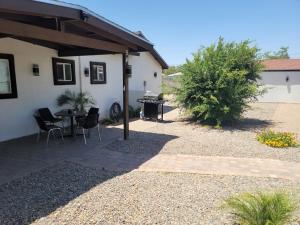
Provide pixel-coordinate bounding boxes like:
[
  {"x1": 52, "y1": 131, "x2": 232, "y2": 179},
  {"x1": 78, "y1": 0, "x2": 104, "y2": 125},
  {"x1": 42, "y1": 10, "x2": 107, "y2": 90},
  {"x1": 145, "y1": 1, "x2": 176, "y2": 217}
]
[
  {"x1": 224, "y1": 191, "x2": 297, "y2": 225},
  {"x1": 57, "y1": 90, "x2": 95, "y2": 111},
  {"x1": 257, "y1": 130, "x2": 299, "y2": 148},
  {"x1": 129, "y1": 105, "x2": 141, "y2": 118}
]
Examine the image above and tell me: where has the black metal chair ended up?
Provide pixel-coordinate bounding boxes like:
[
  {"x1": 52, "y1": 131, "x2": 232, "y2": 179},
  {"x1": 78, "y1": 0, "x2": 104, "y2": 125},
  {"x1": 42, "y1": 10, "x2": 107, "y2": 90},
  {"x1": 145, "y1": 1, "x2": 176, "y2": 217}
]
[
  {"x1": 34, "y1": 115, "x2": 64, "y2": 144},
  {"x1": 38, "y1": 108, "x2": 64, "y2": 127},
  {"x1": 76, "y1": 107, "x2": 99, "y2": 127},
  {"x1": 77, "y1": 113, "x2": 101, "y2": 144},
  {"x1": 88, "y1": 107, "x2": 99, "y2": 115}
]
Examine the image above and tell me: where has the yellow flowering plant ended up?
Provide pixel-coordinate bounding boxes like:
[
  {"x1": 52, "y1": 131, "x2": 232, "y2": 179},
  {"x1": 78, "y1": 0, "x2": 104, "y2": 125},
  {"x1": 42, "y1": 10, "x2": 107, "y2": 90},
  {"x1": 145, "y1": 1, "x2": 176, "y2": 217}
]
[{"x1": 257, "y1": 129, "x2": 299, "y2": 148}]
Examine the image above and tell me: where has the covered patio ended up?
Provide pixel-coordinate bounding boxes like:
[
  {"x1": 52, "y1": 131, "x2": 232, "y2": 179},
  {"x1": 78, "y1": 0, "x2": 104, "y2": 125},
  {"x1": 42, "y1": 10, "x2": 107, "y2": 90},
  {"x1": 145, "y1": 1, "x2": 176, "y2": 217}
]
[
  {"x1": 0, "y1": 119, "x2": 177, "y2": 224},
  {"x1": 0, "y1": 1, "x2": 174, "y2": 224},
  {"x1": 0, "y1": 122, "x2": 177, "y2": 182},
  {"x1": 0, "y1": 0, "x2": 164, "y2": 141}
]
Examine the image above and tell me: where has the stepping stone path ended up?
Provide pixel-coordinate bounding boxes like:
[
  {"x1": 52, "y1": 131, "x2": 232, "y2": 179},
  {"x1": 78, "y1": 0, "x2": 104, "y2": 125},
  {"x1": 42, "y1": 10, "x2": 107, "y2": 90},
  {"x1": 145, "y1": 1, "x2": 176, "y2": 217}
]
[{"x1": 136, "y1": 154, "x2": 300, "y2": 181}]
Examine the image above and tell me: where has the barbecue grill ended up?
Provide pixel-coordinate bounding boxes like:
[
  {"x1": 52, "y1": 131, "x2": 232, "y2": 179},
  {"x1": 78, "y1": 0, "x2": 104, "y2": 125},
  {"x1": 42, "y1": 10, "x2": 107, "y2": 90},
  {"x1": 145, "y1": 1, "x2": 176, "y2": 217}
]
[{"x1": 137, "y1": 91, "x2": 165, "y2": 121}]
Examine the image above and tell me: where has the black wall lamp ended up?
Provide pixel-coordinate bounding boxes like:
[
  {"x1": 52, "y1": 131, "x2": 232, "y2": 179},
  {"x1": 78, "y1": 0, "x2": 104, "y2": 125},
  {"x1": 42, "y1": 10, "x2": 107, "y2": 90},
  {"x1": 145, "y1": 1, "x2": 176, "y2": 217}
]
[
  {"x1": 126, "y1": 65, "x2": 132, "y2": 77},
  {"x1": 84, "y1": 67, "x2": 90, "y2": 77},
  {"x1": 154, "y1": 72, "x2": 158, "y2": 78},
  {"x1": 286, "y1": 76, "x2": 289, "y2": 82}
]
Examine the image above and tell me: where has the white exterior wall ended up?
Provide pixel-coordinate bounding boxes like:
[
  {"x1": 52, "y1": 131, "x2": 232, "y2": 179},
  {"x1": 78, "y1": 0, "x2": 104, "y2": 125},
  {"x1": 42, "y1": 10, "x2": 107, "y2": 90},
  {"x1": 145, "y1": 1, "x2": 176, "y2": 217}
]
[
  {"x1": 258, "y1": 71, "x2": 300, "y2": 103},
  {"x1": 128, "y1": 52, "x2": 163, "y2": 108},
  {"x1": 0, "y1": 38, "x2": 163, "y2": 142},
  {"x1": 0, "y1": 38, "x2": 123, "y2": 142},
  {"x1": 78, "y1": 55, "x2": 123, "y2": 118},
  {"x1": 0, "y1": 38, "x2": 80, "y2": 142}
]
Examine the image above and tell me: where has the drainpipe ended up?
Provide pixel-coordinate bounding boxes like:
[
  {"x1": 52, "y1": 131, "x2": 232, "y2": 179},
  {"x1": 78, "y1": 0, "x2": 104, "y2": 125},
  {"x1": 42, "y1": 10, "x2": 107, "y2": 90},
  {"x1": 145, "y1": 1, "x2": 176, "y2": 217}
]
[{"x1": 78, "y1": 56, "x2": 83, "y2": 93}]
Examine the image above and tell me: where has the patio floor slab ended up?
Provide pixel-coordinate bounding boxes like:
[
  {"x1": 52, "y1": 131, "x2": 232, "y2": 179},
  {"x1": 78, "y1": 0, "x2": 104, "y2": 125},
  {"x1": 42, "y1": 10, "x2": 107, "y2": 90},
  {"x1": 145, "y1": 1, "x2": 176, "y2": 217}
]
[{"x1": 136, "y1": 154, "x2": 300, "y2": 181}]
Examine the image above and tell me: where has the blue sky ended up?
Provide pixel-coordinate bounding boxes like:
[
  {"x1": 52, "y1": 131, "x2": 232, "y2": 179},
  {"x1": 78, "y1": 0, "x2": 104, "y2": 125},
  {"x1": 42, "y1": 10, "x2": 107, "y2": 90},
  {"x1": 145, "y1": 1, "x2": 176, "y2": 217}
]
[{"x1": 69, "y1": 0, "x2": 300, "y2": 66}]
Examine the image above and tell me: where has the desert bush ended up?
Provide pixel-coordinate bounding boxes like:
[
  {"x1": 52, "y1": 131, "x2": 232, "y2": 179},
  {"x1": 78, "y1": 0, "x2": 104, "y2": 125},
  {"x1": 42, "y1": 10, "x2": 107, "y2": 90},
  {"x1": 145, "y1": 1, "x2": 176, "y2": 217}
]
[
  {"x1": 257, "y1": 130, "x2": 298, "y2": 148},
  {"x1": 176, "y1": 38, "x2": 263, "y2": 126},
  {"x1": 129, "y1": 105, "x2": 141, "y2": 118},
  {"x1": 224, "y1": 191, "x2": 297, "y2": 225}
]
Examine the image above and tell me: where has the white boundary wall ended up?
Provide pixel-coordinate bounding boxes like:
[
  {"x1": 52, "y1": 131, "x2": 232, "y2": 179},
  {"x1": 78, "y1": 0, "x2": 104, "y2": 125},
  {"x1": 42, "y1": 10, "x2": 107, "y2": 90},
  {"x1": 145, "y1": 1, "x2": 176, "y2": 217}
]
[{"x1": 258, "y1": 71, "x2": 300, "y2": 103}]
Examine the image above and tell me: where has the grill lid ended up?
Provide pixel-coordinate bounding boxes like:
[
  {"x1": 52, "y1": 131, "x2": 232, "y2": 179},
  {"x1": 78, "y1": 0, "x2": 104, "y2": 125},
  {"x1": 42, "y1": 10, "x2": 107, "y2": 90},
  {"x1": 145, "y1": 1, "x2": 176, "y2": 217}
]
[
  {"x1": 143, "y1": 91, "x2": 159, "y2": 100},
  {"x1": 143, "y1": 91, "x2": 163, "y2": 100}
]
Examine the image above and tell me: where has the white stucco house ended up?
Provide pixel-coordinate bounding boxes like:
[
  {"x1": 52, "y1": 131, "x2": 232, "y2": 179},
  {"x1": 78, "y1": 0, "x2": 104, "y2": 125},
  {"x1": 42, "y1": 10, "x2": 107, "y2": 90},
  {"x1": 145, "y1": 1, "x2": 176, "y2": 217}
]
[
  {"x1": 128, "y1": 47, "x2": 165, "y2": 108},
  {"x1": 259, "y1": 59, "x2": 300, "y2": 103},
  {"x1": 0, "y1": 0, "x2": 168, "y2": 142}
]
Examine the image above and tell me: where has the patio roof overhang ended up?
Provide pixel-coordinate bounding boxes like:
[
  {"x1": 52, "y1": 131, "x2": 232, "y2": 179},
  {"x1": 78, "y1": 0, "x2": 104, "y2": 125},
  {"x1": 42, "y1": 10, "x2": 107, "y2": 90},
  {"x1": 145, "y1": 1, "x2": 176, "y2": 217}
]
[
  {"x1": 0, "y1": 0, "x2": 166, "y2": 139},
  {"x1": 0, "y1": 0, "x2": 168, "y2": 69},
  {"x1": 0, "y1": 0, "x2": 153, "y2": 55}
]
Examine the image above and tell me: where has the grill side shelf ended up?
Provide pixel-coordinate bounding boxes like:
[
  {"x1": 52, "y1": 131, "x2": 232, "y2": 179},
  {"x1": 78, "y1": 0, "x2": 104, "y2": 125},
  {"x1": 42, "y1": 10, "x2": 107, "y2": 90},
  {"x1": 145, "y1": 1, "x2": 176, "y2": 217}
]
[{"x1": 137, "y1": 98, "x2": 166, "y2": 104}]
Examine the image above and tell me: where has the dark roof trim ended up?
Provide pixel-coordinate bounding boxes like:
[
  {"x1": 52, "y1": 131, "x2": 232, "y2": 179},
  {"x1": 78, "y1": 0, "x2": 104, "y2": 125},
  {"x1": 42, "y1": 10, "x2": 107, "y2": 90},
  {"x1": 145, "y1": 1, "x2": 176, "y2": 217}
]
[
  {"x1": 38, "y1": 0, "x2": 168, "y2": 69},
  {"x1": 36, "y1": 0, "x2": 154, "y2": 45},
  {"x1": 0, "y1": 0, "x2": 168, "y2": 68},
  {"x1": 0, "y1": 0, "x2": 153, "y2": 50},
  {"x1": 0, "y1": 18, "x2": 127, "y2": 52},
  {"x1": 134, "y1": 31, "x2": 168, "y2": 69},
  {"x1": 43, "y1": 0, "x2": 168, "y2": 68}
]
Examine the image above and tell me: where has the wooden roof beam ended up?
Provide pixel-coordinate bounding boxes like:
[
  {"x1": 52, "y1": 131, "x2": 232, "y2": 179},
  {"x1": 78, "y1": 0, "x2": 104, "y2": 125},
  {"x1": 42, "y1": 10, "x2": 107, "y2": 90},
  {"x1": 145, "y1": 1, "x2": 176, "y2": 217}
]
[
  {"x1": 0, "y1": 0, "x2": 153, "y2": 50},
  {"x1": 65, "y1": 20, "x2": 139, "y2": 51},
  {"x1": 0, "y1": 18, "x2": 127, "y2": 53},
  {"x1": 58, "y1": 48, "x2": 115, "y2": 57},
  {"x1": 129, "y1": 52, "x2": 140, "y2": 56}
]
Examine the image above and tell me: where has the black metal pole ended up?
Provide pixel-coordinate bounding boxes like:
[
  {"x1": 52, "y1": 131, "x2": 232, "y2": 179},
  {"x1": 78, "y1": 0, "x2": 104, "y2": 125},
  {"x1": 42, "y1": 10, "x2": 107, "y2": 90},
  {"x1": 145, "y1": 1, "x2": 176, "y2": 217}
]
[{"x1": 122, "y1": 52, "x2": 129, "y2": 140}]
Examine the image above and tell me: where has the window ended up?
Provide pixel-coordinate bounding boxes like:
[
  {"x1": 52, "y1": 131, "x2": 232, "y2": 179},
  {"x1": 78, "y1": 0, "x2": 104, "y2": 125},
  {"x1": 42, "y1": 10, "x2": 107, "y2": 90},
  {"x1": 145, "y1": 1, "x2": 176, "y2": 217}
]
[
  {"x1": 0, "y1": 54, "x2": 17, "y2": 99},
  {"x1": 52, "y1": 58, "x2": 75, "y2": 85},
  {"x1": 90, "y1": 62, "x2": 106, "y2": 84}
]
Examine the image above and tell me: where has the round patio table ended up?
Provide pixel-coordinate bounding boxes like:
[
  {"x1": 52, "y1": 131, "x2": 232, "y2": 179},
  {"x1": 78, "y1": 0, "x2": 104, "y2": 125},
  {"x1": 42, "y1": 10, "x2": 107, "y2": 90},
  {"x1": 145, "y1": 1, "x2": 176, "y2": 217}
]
[{"x1": 55, "y1": 110, "x2": 86, "y2": 137}]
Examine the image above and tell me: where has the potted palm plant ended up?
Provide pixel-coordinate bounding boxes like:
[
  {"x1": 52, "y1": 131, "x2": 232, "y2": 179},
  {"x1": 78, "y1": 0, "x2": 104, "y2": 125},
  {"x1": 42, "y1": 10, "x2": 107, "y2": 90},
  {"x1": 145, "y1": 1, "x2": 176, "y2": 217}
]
[{"x1": 56, "y1": 90, "x2": 95, "y2": 112}]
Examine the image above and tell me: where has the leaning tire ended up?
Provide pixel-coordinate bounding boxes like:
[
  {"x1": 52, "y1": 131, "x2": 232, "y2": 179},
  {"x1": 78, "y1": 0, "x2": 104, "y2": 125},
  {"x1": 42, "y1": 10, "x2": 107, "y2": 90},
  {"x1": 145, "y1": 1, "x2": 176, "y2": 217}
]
[{"x1": 109, "y1": 102, "x2": 122, "y2": 122}]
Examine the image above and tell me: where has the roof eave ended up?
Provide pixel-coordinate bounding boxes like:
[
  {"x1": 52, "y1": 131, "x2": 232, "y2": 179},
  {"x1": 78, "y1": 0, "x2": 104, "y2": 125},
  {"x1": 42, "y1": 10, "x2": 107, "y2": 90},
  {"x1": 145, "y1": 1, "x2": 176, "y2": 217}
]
[
  {"x1": 151, "y1": 48, "x2": 168, "y2": 69},
  {"x1": 0, "y1": 0, "x2": 153, "y2": 51}
]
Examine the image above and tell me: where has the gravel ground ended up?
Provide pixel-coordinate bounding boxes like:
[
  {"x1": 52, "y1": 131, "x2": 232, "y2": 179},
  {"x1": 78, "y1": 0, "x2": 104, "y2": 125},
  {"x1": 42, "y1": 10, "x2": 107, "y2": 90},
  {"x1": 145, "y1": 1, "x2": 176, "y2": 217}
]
[
  {"x1": 0, "y1": 162, "x2": 299, "y2": 225},
  {"x1": 158, "y1": 125, "x2": 300, "y2": 162},
  {"x1": 1, "y1": 103, "x2": 299, "y2": 225},
  {"x1": 107, "y1": 121, "x2": 300, "y2": 162},
  {"x1": 110, "y1": 103, "x2": 300, "y2": 162}
]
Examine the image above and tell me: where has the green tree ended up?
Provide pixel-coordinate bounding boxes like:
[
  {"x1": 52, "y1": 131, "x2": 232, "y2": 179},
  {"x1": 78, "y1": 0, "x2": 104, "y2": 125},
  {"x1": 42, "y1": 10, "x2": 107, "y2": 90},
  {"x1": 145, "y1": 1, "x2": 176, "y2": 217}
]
[
  {"x1": 263, "y1": 46, "x2": 290, "y2": 59},
  {"x1": 176, "y1": 38, "x2": 263, "y2": 126}
]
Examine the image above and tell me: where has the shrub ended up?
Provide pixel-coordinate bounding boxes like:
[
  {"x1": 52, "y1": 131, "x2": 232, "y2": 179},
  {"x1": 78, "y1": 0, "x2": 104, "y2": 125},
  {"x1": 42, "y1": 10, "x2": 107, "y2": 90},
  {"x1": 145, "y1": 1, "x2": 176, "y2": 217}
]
[
  {"x1": 257, "y1": 130, "x2": 298, "y2": 148},
  {"x1": 176, "y1": 38, "x2": 264, "y2": 126},
  {"x1": 57, "y1": 90, "x2": 95, "y2": 111},
  {"x1": 129, "y1": 105, "x2": 141, "y2": 118},
  {"x1": 224, "y1": 191, "x2": 297, "y2": 225}
]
